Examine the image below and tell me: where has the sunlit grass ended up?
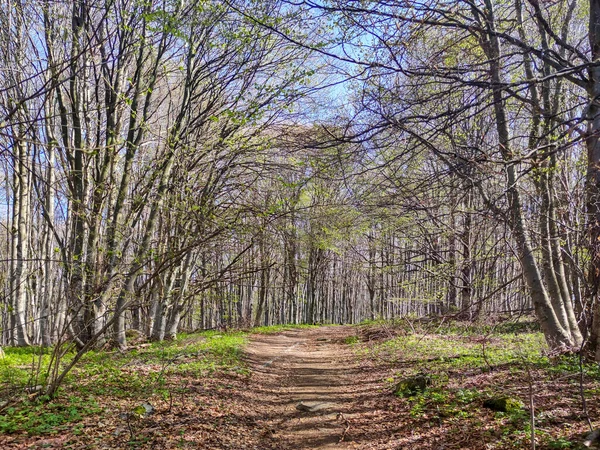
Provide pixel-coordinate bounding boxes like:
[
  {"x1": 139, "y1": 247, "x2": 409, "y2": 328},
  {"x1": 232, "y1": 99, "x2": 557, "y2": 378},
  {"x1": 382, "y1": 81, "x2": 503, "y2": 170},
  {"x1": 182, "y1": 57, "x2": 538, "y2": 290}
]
[
  {"x1": 355, "y1": 318, "x2": 599, "y2": 450},
  {"x1": 371, "y1": 331, "x2": 549, "y2": 370},
  {"x1": 356, "y1": 318, "x2": 552, "y2": 372},
  {"x1": 251, "y1": 323, "x2": 318, "y2": 334},
  {"x1": 0, "y1": 329, "x2": 250, "y2": 435}
]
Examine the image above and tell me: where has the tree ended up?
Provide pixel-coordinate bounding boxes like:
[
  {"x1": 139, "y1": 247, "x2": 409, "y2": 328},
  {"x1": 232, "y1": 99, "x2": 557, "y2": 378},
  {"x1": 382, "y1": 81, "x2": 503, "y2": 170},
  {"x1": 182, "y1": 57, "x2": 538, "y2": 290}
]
[{"x1": 249, "y1": 0, "x2": 590, "y2": 351}]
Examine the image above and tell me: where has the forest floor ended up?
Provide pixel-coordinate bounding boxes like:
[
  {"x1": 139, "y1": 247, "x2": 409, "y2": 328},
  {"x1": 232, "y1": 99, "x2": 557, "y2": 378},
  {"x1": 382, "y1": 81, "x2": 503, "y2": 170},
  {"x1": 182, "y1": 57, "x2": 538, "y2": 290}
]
[{"x1": 0, "y1": 320, "x2": 599, "y2": 449}]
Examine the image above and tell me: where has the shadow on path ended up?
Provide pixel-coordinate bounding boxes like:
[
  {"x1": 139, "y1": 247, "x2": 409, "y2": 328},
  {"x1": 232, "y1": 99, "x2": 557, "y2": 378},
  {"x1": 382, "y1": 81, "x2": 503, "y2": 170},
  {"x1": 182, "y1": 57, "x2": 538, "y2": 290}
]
[{"x1": 242, "y1": 327, "x2": 388, "y2": 450}]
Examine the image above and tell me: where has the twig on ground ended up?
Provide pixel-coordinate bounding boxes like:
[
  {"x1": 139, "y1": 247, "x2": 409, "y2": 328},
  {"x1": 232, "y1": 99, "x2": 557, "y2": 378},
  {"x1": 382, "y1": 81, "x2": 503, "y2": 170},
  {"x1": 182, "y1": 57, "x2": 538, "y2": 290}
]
[
  {"x1": 481, "y1": 336, "x2": 494, "y2": 372},
  {"x1": 415, "y1": 316, "x2": 447, "y2": 345},
  {"x1": 528, "y1": 368, "x2": 535, "y2": 450},
  {"x1": 382, "y1": 322, "x2": 394, "y2": 340},
  {"x1": 337, "y1": 412, "x2": 350, "y2": 443},
  {"x1": 402, "y1": 316, "x2": 416, "y2": 334},
  {"x1": 126, "y1": 415, "x2": 135, "y2": 442}
]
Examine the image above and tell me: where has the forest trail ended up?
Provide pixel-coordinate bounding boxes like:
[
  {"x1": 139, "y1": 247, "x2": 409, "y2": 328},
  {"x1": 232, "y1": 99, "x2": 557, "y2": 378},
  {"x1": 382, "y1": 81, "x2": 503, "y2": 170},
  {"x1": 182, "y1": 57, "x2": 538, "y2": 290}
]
[
  {"x1": 7, "y1": 324, "x2": 594, "y2": 449},
  {"x1": 243, "y1": 326, "x2": 382, "y2": 449}
]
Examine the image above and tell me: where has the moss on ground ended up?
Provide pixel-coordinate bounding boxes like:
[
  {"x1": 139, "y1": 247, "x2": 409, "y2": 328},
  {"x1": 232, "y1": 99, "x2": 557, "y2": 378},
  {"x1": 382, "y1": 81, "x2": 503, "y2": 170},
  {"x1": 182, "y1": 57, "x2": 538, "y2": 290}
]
[{"x1": 354, "y1": 318, "x2": 599, "y2": 450}]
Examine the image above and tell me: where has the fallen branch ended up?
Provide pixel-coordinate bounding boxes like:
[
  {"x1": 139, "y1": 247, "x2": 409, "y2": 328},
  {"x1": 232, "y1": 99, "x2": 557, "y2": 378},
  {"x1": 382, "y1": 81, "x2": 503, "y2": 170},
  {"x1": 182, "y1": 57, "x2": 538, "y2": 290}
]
[{"x1": 337, "y1": 412, "x2": 351, "y2": 443}]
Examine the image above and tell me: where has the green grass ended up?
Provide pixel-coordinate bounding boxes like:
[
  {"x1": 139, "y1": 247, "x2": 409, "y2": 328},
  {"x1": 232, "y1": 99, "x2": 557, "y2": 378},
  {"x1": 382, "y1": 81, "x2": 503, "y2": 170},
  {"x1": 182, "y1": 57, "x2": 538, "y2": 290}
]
[
  {"x1": 377, "y1": 332, "x2": 547, "y2": 369},
  {"x1": 360, "y1": 319, "x2": 549, "y2": 372},
  {"x1": 356, "y1": 318, "x2": 599, "y2": 450},
  {"x1": 251, "y1": 323, "x2": 318, "y2": 334},
  {"x1": 0, "y1": 345, "x2": 55, "y2": 388},
  {"x1": 343, "y1": 335, "x2": 360, "y2": 345},
  {"x1": 0, "y1": 329, "x2": 250, "y2": 435},
  {"x1": 547, "y1": 437, "x2": 577, "y2": 449},
  {"x1": 0, "y1": 395, "x2": 101, "y2": 434}
]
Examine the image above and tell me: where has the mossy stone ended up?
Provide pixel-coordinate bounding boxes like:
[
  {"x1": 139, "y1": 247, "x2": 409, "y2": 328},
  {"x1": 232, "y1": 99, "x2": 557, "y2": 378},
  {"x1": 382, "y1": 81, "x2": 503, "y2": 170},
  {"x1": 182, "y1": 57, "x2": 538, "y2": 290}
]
[
  {"x1": 125, "y1": 329, "x2": 144, "y2": 339},
  {"x1": 394, "y1": 374, "x2": 431, "y2": 397},
  {"x1": 483, "y1": 396, "x2": 524, "y2": 412}
]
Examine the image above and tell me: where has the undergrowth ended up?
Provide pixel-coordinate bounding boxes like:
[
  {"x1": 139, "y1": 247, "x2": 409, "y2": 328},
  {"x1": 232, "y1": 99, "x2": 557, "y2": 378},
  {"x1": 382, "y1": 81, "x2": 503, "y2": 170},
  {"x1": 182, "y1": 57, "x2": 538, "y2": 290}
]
[
  {"x1": 356, "y1": 318, "x2": 598, "y2": 450},
  {"x1": 0, "y1": 330, "x2": 249, "y2": 436},
  {"x1": 251, "y1": 323, "x2": 318, "y2": 334}
]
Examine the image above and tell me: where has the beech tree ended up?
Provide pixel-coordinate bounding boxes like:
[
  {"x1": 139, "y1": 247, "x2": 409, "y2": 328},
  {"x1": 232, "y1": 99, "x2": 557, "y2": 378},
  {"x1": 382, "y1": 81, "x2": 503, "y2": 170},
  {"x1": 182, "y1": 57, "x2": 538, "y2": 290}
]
[
  {"x1": 5, "y1": 0, "x2": 600, "y2": 368},
  {"x1": 0, "y1": 0, "x2": 315, "y2": 350},
  {"x1": 247, "y1": 0, "x2": 591, "y2": 351}
]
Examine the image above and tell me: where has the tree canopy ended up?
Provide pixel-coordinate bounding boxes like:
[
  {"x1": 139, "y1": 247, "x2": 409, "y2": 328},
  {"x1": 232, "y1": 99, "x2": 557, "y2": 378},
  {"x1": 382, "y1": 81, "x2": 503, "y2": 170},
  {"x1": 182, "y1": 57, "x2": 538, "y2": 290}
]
[{"x1": 2, "y1": 0, "x2": 600, "y2": 364}]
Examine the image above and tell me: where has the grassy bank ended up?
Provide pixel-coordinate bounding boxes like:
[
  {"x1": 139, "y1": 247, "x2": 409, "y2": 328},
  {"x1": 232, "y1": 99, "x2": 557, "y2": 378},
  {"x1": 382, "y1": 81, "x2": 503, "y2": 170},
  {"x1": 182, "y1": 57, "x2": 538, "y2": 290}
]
[
  {"x1": 0, "y1": 323, "x2": 321, "y2": 442},
  {"x1": 0, "y1": 331, "x2": 248, "y2": 437},
  {"x1": 347, "y1": 318, "x2": 599, "y2": 450}
]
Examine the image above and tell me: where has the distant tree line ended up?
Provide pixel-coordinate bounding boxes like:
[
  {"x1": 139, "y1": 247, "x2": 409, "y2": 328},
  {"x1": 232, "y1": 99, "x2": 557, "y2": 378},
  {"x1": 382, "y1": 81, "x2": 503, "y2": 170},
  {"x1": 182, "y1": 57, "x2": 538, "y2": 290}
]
[{"x1": 2, "y1": 0, "x2": 600, "y2": 361}]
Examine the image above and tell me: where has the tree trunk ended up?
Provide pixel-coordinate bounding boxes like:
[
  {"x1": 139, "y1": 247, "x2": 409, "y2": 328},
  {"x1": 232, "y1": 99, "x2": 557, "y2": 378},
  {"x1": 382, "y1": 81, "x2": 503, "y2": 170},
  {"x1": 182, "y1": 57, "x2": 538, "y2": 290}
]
[
  {"x1": 478, "y1": 0, "x2": 576, "y2": 348},
  {"x1": 12, "y1": 136, "x2": 30, "y2": 346},
  {"x1": 586, "y1": 0, "x2": 600, "y2": 359}
]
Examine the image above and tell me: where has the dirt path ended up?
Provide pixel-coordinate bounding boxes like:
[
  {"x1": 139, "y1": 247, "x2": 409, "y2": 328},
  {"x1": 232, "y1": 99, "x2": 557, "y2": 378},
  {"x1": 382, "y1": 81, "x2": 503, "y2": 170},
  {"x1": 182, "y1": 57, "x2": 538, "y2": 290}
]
[
  {"x1": 0, "y1": 326, "x2": 412, "y2": 450},
  {"x1": 7, "y1": 325, "x2": 595, "y2": 449},
  {"x1": 243, "y1": 326, "x2": 382, "y2": 449}
]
